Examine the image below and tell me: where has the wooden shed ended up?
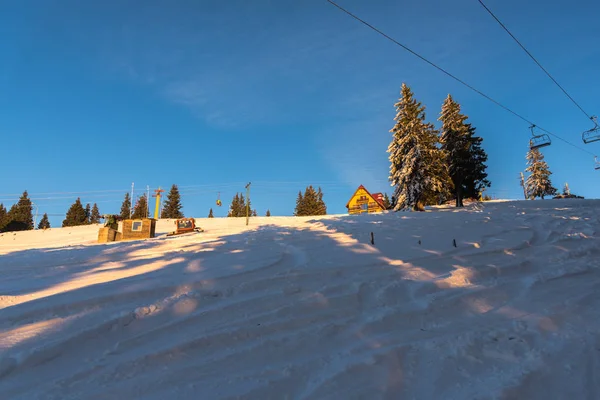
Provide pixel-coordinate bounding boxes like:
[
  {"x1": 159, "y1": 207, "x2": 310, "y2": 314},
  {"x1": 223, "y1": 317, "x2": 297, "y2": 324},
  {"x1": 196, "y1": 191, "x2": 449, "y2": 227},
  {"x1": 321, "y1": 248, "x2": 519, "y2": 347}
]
[{"x1": 121, "y1": 218, "x2": 157, "y2": 241}]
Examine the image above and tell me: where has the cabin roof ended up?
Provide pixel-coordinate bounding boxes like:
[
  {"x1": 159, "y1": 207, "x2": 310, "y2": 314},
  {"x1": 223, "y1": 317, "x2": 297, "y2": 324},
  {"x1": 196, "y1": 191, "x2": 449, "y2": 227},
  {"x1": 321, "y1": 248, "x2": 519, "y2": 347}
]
[{"x1": 345, "y1": 185, "x2": 386, "y2": 210}]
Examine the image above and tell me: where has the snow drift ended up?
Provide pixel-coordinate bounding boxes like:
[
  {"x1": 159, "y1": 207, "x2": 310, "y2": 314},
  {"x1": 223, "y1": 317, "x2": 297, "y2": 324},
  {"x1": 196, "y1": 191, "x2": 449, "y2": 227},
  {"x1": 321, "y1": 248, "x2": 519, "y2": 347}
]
[{"x1": 1, "y1": 199, "x2": 600, "y2": 399}]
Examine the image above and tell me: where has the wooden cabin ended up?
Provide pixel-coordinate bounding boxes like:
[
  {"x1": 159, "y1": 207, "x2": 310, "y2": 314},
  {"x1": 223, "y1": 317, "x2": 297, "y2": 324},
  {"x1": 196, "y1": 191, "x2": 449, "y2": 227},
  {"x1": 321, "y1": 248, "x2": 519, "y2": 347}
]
[{"x1": 346, "y1": 185, "x2": 386, "y2": 215}]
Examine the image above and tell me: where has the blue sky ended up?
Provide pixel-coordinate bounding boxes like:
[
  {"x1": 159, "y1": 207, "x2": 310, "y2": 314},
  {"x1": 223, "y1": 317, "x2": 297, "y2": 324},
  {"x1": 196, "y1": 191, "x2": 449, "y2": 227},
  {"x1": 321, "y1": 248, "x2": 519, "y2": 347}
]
[{"x1": 1, "y1": 0, "x2": 599, "y2": 227}]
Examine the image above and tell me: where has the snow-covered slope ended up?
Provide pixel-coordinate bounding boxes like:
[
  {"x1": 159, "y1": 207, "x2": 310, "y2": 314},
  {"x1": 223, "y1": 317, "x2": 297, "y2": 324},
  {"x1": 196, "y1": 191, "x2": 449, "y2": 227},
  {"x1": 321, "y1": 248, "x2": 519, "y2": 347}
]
[{"x1": 1, "y1": 199, "x2": 600, "y2": 399}]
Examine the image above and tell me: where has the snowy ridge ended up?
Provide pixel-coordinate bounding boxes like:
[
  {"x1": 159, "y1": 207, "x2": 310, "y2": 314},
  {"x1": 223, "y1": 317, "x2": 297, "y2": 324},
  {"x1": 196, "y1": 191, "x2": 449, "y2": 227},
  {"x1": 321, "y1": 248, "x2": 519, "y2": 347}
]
[{"x1": 1, "y1": 200, "x2": 600, "y2": 399}]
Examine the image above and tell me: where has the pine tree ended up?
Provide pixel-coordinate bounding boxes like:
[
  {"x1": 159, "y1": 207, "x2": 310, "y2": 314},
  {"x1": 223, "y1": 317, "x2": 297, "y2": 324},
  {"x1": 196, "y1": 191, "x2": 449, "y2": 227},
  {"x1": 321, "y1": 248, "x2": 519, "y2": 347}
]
[
  {"x1": 316, "y1": 187, "x2": 327, "y2": 215},
  {"x1": 63, "y1": 198, "x2": 88, "y2": 227},
  {"x1": 439, "y1": 94, "x2": 472, "y2": 207},
  {"x1": 563, "y1": 183, "x2": 570, "y2": 196},
  {"x1": 462, "y1": 127, "x2": 491, "y2": 200},
  {"x1": 131, "y1": 194, "x2": 149, "y2": 219},
  {"x1": 387, "y1": 83, "x2": 451, "y2": 211},
  {"x1": 90, "y1": 203, "x2": 101, "y2": 224},
  {"x1": 0, "y1": 203, "x2": 7, "y2": 232},
  {"x1": 294, "y1": 191, "x2": 305, "y2": 216},
  {"x1": 161, "y1": 184, "x2": 184, "y2": 219},
  {"x1": 383, "y1": 193, "x2": 392, "y2": 210},
  {"x1": 208, "y1": 208, "x2": 214, "y2": 218},
  {"x1": 525, "y1": 147, "x2": 557, "y2": 199},
  {"x1": 4, "y1": 191, "x2": 34, "y2": 231},
  {"x1": 85, "y1": 203, "x2": 91, "y2": 224},
  {"x1": 266, "y1": 209, "x2": 271, "y2": 217},
  {"x1": 120, "y1": 192, "x2": 132, "y2": 220},
  {"x1": 38, "y1": 213, "x2": 51, "y2": 229},
  {"x1": 227, "y1": 193, "x2": 251, "y2": 217},
  {"x1": 252, "y1": 209, "x2": 257, "y2": 217}
]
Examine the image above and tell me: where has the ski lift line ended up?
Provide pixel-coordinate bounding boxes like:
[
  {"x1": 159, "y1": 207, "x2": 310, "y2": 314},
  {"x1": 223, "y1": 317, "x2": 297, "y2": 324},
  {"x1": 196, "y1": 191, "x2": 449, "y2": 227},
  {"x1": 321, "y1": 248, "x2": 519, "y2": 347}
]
[
  {"x1": 324, "y1": 0, "x2": 596, "y2": 157},
  {"x1": 476, "y1": 0, "x2": 594, "y2": 122}
]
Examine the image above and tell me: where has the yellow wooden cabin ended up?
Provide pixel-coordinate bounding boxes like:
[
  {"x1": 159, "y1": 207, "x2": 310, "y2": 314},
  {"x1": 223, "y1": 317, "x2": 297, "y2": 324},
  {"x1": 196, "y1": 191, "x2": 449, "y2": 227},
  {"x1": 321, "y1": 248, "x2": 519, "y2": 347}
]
[{"x1": 346, "y1": 185, "x2": 386, "y2": 215}]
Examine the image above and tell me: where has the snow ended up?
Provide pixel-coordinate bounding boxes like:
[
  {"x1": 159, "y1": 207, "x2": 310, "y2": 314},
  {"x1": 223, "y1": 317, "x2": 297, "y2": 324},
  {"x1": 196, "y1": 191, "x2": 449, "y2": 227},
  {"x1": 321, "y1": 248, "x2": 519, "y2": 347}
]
[{"x1": 1, "y1": 199, "x2": 600, "y2": 399}]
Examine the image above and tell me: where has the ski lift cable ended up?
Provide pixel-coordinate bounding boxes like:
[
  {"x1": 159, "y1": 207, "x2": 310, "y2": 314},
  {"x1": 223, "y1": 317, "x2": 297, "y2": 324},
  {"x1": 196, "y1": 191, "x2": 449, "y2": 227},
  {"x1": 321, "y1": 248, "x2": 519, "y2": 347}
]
[
  {"x1": 476, "y1": 0, "x2": 595, "y2": 123},
  {"x1": 324, "y1": 0, "x2": 596, "y2": 157}
]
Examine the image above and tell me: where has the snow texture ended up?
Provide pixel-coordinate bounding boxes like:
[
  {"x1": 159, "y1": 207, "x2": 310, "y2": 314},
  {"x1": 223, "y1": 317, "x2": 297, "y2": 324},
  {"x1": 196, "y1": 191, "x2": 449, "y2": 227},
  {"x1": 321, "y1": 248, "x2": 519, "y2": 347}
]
[{"x1": 1, "y1": 199, "x2": 600, "y2": 399}]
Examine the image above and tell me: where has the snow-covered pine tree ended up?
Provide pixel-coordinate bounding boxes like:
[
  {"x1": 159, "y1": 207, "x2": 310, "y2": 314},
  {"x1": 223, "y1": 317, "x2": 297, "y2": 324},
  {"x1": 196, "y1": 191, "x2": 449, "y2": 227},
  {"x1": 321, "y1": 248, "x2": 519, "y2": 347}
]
[
  {"x1": 90, "y1": 203, "x2": 101, "y2": 224},
  {"x1": 563, "y1": 183, "x2": 570, "y2": 196},
  {"x1": 525, "y1": 147, "x2": 557, "y2": 199},
  {"x1": 131, "y1": 194, "x2": 149, "y2": 219},
  {"x1": 161, "y1": 184, "x2": 184, "y2": 219},
  {"x1": 38, "y1": 213, "x2": 51, "y2": 229},
  {"x1": 387, "y1": 83, "x2": 450, "y2": 211},
  {"x1": 120, "y1": 192, "x2": 131, "y2": 220}
]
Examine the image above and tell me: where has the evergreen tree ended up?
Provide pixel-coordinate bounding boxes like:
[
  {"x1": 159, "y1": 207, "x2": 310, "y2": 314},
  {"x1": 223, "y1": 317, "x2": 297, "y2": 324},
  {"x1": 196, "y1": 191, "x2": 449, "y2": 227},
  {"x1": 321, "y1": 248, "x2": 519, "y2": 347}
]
[
  {"x1": 382, "y1": 193, "x2": 392, "y2": 210},
  {"x1": 85, "y1": 203, "x2": 91, "y2": 224},
  {"x1": 131, "y1": 194, "x2": 149, "y2": 219},
  {"x1": 208, "y1": 208, "x2": 214, "y2": 218},
  {"x1": 387, "y1": 83, "x2": 450, "y2": 211},
  {"x1": 0, "y1": 203, "x2": 7, "y2": 232},
  {"x1": 252, "y1": 209, "x2": 257, "y2": 217},
  {"x1": 38, "y1": 213, "x2": 51, "y2": 229},
  {"x1": 90, "y1": 203, "x2": 101, "y2": 224},
  {"x1": 525, "y1": 147, "x2": 557, "y2": 199},
  {"x1": 120, "y1": 192, "x2": 132, "y2": 220},
  {"x1": 63, "y1": 198, "x2": 88, "y2": 227},
  {"x1": 462, "y1": 127, "x2": 491, "y2": 200},
  {"x1": 5, "y1": 191, "x2": 34, "y2": 231},
  {"x1": 227, "y1": 193, "x2": 251, "y2": 217},
  {"x1": 294, "y1": 186, "x2": 327, "y2": 216},
  {"x1": 161, "y1": 184, "x2": 184, "y2": 219},
  {"x1": 439, "y1": 94, "x2": 472, "y2": 207},
  {"x1": 266, "y1": 209, "x2": 271, "y2": 217},
  {"x1": 563, "y1": 183, "x2": 570, "y2": 196},
  {"x1": 294, "y1": 191, "x2": 305, "y2": 216}
]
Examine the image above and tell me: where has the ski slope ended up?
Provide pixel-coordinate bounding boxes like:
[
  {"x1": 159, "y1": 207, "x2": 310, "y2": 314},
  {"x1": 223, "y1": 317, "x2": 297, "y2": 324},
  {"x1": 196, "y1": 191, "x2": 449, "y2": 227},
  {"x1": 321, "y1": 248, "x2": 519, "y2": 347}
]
[{"x1": 1, "y1": 199, "x2": 600, "y2": 399}]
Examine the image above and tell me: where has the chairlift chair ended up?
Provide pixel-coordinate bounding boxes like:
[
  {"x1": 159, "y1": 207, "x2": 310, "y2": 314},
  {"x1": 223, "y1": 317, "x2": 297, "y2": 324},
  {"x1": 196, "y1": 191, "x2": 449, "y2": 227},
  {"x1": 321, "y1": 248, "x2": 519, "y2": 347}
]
[
  {"x1": 595, "y1": 156, "x2": 600, "y2": 171},
  {"x1": 216, "y1": 191, "x2": 222, "y2": 206},
  {"x1": 582, "y1": 116, "x2": 600, "y2": 144},
  {"x1": 529, "y1": 124, "x2": 551, "y2": 150}
]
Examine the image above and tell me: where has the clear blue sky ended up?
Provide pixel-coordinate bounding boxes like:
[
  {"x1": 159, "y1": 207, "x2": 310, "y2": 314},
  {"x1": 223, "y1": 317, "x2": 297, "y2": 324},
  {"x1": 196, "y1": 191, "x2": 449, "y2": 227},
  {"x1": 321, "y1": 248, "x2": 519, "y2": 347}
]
[{"x1": 1, "y1": 0, "x2": 599, "y2": 227}]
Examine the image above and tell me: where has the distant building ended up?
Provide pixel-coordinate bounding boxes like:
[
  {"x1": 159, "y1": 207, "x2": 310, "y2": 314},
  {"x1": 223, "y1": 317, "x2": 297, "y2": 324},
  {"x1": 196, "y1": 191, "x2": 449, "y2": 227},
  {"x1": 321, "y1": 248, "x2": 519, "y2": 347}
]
[{"x1": 346, "y1": 185, "x2": 386, "y2": 215}]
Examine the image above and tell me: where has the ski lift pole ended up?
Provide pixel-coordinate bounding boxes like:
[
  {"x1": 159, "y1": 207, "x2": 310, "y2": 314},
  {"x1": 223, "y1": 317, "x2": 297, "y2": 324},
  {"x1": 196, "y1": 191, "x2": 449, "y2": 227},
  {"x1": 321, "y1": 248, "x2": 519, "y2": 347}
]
[{"x1": 245, "y1": 182, "x2": 251, "y2": 226}]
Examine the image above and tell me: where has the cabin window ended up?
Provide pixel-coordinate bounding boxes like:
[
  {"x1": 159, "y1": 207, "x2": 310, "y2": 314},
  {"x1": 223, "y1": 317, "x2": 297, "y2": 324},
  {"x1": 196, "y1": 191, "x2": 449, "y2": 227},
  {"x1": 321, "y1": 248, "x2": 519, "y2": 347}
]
[
  {"x1": 361, "y1": 203, "x2": 368, "y2": 211},
  {"x1": 131, "y1": 221, "x2": 143, "y2": 231}
]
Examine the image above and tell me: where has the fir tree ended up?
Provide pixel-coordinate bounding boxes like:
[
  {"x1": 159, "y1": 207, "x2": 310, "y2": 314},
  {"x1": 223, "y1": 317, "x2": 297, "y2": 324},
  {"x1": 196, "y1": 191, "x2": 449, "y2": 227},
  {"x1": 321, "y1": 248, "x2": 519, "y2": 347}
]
[
  {"x1": 525, "y1": 147, "x2": 557, "y2": 199},
  {"x1": 38, "y1": 213, "x2": 51, "y2": 229},
  {"x1": 0, "y1": 203, "x2": 7, "y2": 232},
  {"x1": 63, "y1": 198, "x2": 88, "y2": 227},
  {"x1": 120, "y1": 192, "x2": 132, "y2": 220},
  {"x1": 387, "y1": 83, "x2": 450, "y2": 211},
  {"x1": 4, "y1": 191, "x2": 34, "y2": 231},
  {"x1": 294, "y1": 191, "x2": 305, "y2": 216},
  {"x1": 161, "y1": 184, "x2": 184, "y2": 219},
  {"x1": 266, "y1": 209, "x2": 271, "y2": 217},
  {"x1": 208, "y1": 208, "x2": 214, "y2": 218},
  {"x1": 227, "y1": 193, "x2": 251, "y2": 217},
  {"x1": 462, "y1": 127, "x2": 491, "y2": 200},
  {"x1": 85, "y1": 203, "x2": 91, "y2": 224},
  {"x1": 294, "y1": 186, "x2": 327, "y2": 216},
  {"x1": 131, "y1": 194, "x2": 149, "y2": 219},
  {"x1": 383, "y1": 193, "x2": 392, "y2": 210},
  {"x1": 90, "y1": 203, "x2": 101, "y2": 224},
  {"x1": 563, "y1": 183, "x2": 570, "y2": 196},
  {"x1": 252, "y1": 209, "x2": 257, "y2": 217}
]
